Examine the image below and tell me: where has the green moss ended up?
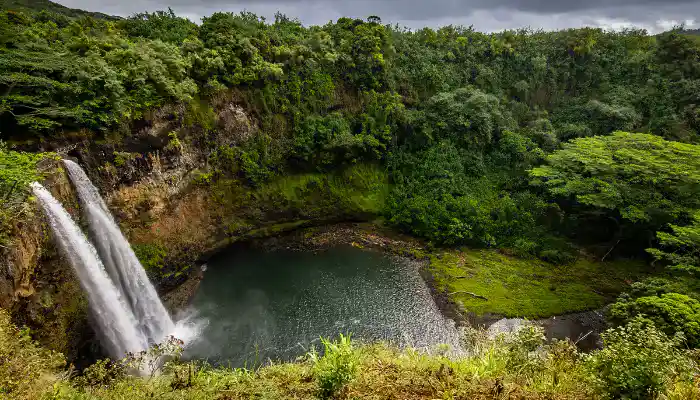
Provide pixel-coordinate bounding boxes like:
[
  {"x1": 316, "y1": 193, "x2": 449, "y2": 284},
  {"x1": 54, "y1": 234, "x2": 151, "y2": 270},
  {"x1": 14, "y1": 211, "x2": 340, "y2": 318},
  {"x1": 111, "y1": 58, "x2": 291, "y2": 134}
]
[
  {"x1": 132, "y1": 243, "x2": 192, "y2": 281},
  {"x1": 132, "y1": 243, "x2": 167, "y2": 275},
  {"x1": 430, "y1": 249, "x2": 648, "y2": 318},
  {"x1": 253, "y1": 163, "x2": 389, "y2": 217}
]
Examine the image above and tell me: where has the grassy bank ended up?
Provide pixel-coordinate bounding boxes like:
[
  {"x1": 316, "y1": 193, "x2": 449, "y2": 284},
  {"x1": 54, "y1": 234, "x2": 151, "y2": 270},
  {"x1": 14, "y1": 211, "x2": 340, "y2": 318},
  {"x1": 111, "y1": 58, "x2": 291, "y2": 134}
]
[
  {"x1": 429, "y1": 249, "x2": 648, "y2": 318},
  {"x1": 3, "y1": 308, "x2": 699, "y2": 400}
]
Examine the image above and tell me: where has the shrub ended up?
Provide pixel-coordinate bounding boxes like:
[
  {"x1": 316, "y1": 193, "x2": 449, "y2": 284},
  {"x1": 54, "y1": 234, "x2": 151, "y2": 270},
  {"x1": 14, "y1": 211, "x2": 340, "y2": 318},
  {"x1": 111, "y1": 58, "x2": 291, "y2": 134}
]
[
  {"x1": 501, "y1": 325, "x2": 547, "y2": 371},
  {"x1": 609, "y1": 293, "x2": 700, "y2": 348},
  {"x1": 309, "y1": 334, "x2": 358, "y2": 399},
  {"x1": 0, "y1": 309, "x2": 65, "y2": 399},
  {"x1": 78, "y1": 359, "x2": 127, "y2": 388},
  {"x1": 585, "y1": 317, "x2": 695, "y2": 400},
  {"x1": 538, "y1": 249, "x2": 575, "y2": 265}
]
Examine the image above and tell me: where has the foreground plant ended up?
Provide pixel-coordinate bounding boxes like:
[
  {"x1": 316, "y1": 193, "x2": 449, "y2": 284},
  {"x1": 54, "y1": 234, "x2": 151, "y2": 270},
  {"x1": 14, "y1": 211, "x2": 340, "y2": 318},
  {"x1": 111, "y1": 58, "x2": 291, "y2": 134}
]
[
  {"x1": 584, "y1": 317, "x2": 697, "y2": 400},
  {"x1": 0, "y1": 310, "x2": 65, "y2": 400},
  {"x1": 309, "y1": 333, "x2": 358, "y2": 399}
]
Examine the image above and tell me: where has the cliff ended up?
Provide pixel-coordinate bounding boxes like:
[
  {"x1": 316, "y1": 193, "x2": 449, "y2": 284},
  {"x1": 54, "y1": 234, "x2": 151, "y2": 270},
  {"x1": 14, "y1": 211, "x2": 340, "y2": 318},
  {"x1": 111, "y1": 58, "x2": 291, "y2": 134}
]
[{"x1": 0, "y1": 96, "x2": 387, "y2": 363}]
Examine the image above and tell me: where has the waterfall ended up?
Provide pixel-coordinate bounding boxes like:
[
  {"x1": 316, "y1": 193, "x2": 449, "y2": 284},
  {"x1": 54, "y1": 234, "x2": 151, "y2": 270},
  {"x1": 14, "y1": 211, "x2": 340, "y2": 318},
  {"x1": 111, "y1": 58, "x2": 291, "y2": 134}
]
[
  {"x1": 63, "y1": 160, "x2": 175, "y2": 346},
  {"x1": 30, "y1": 183, "x2": 148, "y2": 359}
]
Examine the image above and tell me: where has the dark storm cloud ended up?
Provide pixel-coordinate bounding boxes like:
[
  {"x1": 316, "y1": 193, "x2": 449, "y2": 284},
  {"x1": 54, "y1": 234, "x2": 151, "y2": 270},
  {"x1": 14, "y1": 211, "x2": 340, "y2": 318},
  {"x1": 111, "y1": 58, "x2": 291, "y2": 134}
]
[
  {"x1": 146, "y1": 0, "x2": 698, "y2": 20},
  {"x1": 55, "y1": 0, "x2": 700, "y2": 32}
]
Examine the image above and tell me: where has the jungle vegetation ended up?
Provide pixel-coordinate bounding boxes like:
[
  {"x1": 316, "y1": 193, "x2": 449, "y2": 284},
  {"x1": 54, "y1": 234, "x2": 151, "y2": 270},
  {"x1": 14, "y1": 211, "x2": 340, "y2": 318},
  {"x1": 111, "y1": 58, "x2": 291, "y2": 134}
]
[{"x1": 3, "y1": 1, "x2": 700, "y2": 398}]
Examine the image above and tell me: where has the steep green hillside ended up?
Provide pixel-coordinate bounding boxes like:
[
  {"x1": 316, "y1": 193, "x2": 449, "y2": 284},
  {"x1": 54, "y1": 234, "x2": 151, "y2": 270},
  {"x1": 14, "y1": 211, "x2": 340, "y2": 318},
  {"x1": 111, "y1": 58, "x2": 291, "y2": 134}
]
[{"x1": 0, "y1": 0, "x2": 117, "y2": 19}]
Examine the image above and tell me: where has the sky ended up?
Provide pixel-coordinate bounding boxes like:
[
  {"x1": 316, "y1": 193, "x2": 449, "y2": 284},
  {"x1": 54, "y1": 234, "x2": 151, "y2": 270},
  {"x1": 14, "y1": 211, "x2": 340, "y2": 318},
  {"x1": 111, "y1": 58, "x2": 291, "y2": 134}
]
[{"x1": 54, "y1": 0, "x2": 700, "y2": 33}]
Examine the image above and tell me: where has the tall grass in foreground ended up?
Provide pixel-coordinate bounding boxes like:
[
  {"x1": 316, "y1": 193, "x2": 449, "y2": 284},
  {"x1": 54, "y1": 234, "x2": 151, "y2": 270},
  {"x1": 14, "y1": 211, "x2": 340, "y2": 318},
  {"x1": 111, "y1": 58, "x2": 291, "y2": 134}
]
[{"x1": 2, "y1": 309, "x2": 700, "y2": 400}]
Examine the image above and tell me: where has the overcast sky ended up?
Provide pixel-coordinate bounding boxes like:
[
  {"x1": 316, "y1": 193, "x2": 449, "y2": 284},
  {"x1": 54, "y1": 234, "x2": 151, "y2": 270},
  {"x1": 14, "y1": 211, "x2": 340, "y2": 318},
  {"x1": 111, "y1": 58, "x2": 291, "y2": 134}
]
[{"x1": 54, "y1": 0, "x2": 700, "y2": 33}]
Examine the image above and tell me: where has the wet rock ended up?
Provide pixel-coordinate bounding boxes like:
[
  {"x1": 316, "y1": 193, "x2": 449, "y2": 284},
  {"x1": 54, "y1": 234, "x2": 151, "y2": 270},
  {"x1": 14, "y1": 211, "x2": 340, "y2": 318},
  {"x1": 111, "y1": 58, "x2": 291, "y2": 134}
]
[{"x1": 485, "y1": 308, "x2": 607, "y2": 351}]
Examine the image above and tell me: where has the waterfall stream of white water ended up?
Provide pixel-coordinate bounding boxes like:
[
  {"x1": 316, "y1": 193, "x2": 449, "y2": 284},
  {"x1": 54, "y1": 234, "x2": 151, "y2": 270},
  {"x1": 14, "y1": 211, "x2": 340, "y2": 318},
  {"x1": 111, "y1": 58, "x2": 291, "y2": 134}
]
[
  {"x1": 63, "y1": 160, "x2": 176, "y2": 345},
  {"x1": 31, "y1": 183, "x2": 148, "y2": 359}
]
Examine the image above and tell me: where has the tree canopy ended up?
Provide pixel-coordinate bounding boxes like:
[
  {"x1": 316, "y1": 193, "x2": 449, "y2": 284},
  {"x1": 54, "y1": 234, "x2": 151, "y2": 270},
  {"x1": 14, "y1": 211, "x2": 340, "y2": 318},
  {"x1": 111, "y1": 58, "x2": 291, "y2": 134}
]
[{"x1": 530, "y1": 132, "x2": 700, "y2": 226}]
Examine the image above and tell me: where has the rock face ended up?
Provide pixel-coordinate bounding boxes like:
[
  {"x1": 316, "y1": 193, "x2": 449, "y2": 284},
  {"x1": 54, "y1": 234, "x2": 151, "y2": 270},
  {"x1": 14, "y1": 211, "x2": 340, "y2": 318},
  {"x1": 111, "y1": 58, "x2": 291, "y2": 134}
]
[
  {"x1": 0, "y1": 163, "x2": 96, "y2": 365},
  {"x1": 0, "y1": 96, "x2": 380, "y2": 362},
  {"x1": 0, "y1": 98, "x2": 257, "y2": 362},
  {"x1": 486, "y1": 309, "x2": 607, "y2": 351}
]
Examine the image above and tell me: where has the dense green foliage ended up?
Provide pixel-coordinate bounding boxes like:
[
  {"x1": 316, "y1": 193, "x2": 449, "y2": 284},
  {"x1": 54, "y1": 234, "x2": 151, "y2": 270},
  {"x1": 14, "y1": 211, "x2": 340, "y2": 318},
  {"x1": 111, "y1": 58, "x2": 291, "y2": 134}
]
[
  {"x1": 609, "y1": 212, "x2": 700, "y2": 343},
  {"x1": 648, "y1": 212, "x2": 700, "y2": 276},
  {"x1": 609, "y1": 293, "x2": 700, "y2": 347},
  {"x1": 584, "y1": 317, "x2": 696, "y2": 399},
  {"x1": 3, "y1": 3, "x2": 700, "y2": 397},
  {"x1": 2, "y1": 7, "x2": 699, "y2": 259},
  {"x1": 0, "y1": 11, "x2": 197, "y2": 134},
  {"x1": 0, "y1": 145, "x2": 47, "y2": 246},
  {"x1": 531, "y1": 132, "x2": 700, "y2": 227},
  {"x1": 0, "y1": 309, "x2": 64, "y2": 399},
  {"x1": 0, "y1": 0, "x2": 116, "y2": 20}
]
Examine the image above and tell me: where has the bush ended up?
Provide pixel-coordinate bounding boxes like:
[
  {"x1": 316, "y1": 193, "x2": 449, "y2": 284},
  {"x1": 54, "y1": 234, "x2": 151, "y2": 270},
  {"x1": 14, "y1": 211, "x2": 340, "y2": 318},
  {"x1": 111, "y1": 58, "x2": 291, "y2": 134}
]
[
  {"x1": 78, "y1": 359, "x2": 127, "y2": 388},
  {"x1": 386, "y1": 142, "x2": 541, "y2": 247},
  {"x1": 309, "y1": 334, "x2": 358, "y2": 399},
  {"x1": 0, "y1": 310, "x2": 65, "y2": 399},
  {"x1": 609, "y1": 293, "x2": 700, "y2": 348},
  {"x1": 585, "y1": 317, "x2": 695, "y2": 399},
  {"x1": 502, "y1": 325, "x2": 547, "y2": 370}
]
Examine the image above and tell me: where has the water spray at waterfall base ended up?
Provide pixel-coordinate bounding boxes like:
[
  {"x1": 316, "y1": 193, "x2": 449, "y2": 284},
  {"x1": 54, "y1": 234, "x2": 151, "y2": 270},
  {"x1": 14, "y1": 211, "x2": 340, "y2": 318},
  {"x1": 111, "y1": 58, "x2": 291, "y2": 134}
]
[{"x1": 31, "y1": 162, "x2": 203, "y2": 364}]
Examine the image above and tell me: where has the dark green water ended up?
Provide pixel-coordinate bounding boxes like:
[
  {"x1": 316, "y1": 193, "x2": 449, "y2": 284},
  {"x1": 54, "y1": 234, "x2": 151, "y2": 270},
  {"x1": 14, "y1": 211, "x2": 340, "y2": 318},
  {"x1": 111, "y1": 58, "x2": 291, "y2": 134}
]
[{"x1": 184, "y1": 245, "x2": 461, "y2": 366}]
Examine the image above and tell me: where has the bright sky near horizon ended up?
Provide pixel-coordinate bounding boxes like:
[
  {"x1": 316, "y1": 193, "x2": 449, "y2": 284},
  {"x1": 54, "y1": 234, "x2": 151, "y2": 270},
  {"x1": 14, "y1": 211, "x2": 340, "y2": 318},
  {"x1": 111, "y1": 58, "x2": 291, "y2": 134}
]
[{"x1": 54, "y1": 0, "x2": 700, "y2": 33}]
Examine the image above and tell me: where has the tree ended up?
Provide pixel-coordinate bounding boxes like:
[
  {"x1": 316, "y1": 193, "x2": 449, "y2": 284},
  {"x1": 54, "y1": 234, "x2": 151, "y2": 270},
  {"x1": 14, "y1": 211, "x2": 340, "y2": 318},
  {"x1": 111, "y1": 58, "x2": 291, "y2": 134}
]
[
  {"x1": 530, "y1": 132, "x2": 700, "y2": 228},
  {"x1": 121, "y1": 8, "x2": 198, "y2": 44},
  {"x1": 647, "y1": 212, "x2": 700, "y2": 276},
  {"x1": 585, "y1": 317, "x2": 694, "y2": 399},
  {"x1": 386, "y1": 141, "x2": 539, "y2": 246},
  {"x1": 421, "y1": 87, "x2": 515, "y2": 149}
]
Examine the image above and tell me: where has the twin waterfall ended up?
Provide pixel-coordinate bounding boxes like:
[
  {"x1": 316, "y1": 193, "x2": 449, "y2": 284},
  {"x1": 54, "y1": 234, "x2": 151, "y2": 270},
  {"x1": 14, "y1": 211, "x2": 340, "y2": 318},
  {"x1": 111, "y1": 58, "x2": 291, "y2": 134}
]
[{"x1": 32, "y1": 160, "x2": 180, "y2": 359}]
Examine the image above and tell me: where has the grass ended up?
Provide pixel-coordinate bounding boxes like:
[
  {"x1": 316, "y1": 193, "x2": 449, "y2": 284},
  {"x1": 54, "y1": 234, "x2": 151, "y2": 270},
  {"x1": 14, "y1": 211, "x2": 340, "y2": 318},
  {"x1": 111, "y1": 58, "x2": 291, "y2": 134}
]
[
  {"x1": 430, "y1": 249, "x2": 648, "y2": 318},
  {"x1": 35, "y1": 330, "x2": 598, "y2": 400},
  {"x1": 4, "y1": 307, "x2": 700, "y2": 400}
]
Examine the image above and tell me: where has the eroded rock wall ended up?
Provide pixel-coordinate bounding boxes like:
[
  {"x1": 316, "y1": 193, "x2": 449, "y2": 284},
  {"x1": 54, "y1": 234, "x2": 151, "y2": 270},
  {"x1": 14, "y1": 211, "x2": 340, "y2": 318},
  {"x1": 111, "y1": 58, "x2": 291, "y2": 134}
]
[
  {"x1": 0, "y1": 162, "x2": 96, "y2": 364},
  {"x1": 0, "y1": 96, "x2": 273, "y2": 361},
  {"x1": 0, "y1": 93, "x2": 384, "y2": 362}
]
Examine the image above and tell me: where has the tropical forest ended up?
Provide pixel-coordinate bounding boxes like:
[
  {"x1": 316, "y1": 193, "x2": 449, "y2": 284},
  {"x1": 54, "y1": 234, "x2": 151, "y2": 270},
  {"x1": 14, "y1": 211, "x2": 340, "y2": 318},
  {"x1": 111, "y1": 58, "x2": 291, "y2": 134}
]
[{"x1": 2, "y1": 0, "x2": 700, "y2": 398}]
